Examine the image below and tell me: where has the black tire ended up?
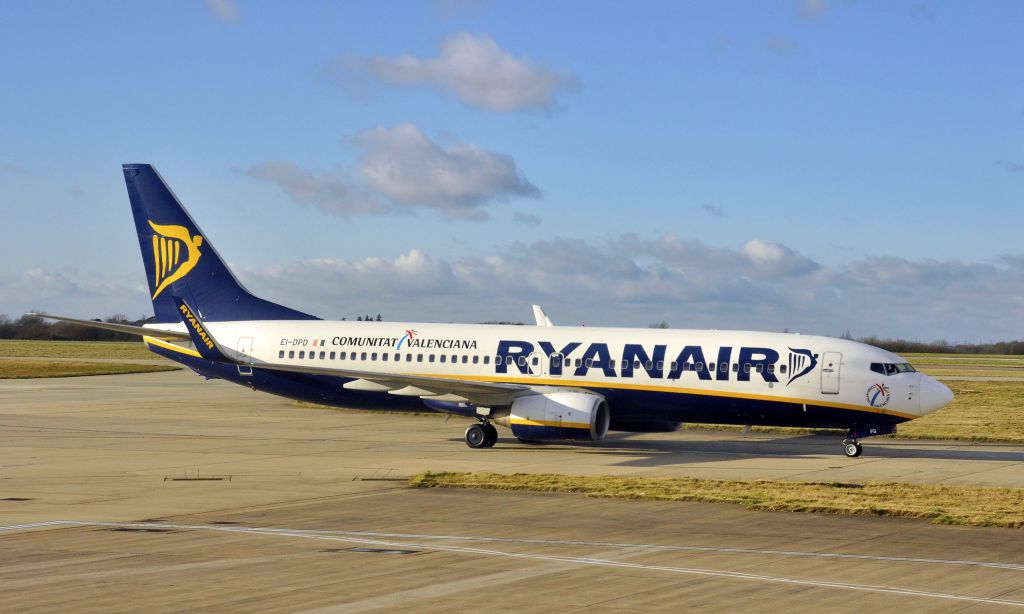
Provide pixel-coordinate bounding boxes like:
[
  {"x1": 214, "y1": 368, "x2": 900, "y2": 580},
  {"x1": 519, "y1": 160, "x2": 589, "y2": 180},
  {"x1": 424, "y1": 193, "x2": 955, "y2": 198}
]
[
  {"x1": 465, "y1": 424, "x2": 487, "y2": 449},
  {"x1": 482, "y1": 423, "x2": 498, "y2": 448},
  {"x1": 844, "y1": 442, "x2": 862, "y2": 458}
]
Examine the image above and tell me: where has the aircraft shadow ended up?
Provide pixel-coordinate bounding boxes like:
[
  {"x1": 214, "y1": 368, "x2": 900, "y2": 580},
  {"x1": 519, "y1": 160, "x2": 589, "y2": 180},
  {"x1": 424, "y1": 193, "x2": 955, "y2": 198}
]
[{"x1": 459, "y1": 432, "x2": 1024, "y2": 467}]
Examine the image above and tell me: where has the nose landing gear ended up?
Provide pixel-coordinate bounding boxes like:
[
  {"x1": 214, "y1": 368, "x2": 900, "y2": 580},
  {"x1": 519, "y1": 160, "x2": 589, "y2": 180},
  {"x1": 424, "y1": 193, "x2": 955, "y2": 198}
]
[{"x1": 465, "y1": 421, "x2": 498, "y2": 448}]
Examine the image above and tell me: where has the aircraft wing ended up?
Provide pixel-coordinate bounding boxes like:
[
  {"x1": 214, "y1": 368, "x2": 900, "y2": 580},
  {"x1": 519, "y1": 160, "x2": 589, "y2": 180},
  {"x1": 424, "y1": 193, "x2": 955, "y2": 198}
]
[
  {"x1": 27, "y1": 312, "x2": 191, "y2": 341},
  {"x1": 252, "y1": 361, "x2": 532, "y2": 406}
]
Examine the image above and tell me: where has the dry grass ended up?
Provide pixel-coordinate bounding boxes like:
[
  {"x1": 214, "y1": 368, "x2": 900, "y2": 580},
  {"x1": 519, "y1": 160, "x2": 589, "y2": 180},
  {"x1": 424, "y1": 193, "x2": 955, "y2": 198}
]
[
  {"x1": 897, "y1": 380, "x2": 1024, "y2": 443},
  {"x1": 411, "y1": 471, "x2": 1024, "y2": 528},
  {"x1": 0, "y1": 360, "x2": 178, "y2": 379},
  {"x1": 0, "y1": 339, "x2": 152, "y2": 360}
]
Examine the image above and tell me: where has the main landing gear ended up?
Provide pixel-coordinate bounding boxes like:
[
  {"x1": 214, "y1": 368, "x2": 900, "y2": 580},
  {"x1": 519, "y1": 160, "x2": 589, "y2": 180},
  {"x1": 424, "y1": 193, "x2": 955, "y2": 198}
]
[
  {"x1": 843, "y1": 438, "x2": 863, "y2": 458},
  {"x1": 465, "y1": 421, "x2": 498, "y2": 449}
]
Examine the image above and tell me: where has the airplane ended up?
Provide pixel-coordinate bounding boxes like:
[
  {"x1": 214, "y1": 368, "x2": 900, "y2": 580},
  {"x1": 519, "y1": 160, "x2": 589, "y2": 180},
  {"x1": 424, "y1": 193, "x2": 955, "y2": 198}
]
[{"x1": 33, "y1": 164, "x2": 954, "y2": 458}]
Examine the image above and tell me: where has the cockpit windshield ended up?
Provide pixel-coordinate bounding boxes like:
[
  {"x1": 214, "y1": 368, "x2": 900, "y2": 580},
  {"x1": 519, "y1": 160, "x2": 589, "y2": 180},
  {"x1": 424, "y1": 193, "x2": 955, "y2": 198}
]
[{"x1": 870, "y1": 362, "x2": 917, "y2": 376}]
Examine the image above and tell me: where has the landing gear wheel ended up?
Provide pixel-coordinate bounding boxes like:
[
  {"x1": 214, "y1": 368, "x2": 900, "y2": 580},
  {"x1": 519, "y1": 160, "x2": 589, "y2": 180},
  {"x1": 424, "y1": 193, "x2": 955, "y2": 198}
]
[
  {"x1": 482, "y1": 423, "x2": 498, "y2": 448},
  {"x1": 844, "y1": 441, "x2": 863, "y2": 458},
  {"x1": 465, "y1": 424, "x2": 487, "y2": 449}
]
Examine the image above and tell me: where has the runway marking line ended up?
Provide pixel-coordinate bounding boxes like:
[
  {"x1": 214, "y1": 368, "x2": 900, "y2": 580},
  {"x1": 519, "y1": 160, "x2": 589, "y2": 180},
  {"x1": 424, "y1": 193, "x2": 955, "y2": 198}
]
[{"x1": 2, "y1": 520, "x2": 1024, "y2": 606}]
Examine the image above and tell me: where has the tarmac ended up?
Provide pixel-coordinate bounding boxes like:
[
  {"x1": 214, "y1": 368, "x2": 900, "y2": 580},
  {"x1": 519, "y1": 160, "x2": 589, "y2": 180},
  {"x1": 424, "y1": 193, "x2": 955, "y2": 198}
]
[{"x1": 2, "y1": 369, "x2": 1024, "y2": 612}]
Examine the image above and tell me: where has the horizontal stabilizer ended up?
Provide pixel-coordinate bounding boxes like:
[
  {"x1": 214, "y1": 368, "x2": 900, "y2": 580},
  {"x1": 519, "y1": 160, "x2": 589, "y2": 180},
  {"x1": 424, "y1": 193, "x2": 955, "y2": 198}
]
[{"x1": 26, "y1": 312, "x2": 191, "y2": 340}]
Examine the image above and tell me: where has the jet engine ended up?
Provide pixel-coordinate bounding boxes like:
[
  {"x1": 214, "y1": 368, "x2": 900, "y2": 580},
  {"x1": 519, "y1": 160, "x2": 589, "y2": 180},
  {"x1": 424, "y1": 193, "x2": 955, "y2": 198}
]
[{"x1": 494, "y1": 392, "x2": 610, "y2": 441}]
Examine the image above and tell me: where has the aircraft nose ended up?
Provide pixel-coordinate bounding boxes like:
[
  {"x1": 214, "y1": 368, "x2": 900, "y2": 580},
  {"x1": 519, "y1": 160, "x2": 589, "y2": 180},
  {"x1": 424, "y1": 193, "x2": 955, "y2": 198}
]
[{"x1": 919, "y1": 375, "x2": 953, "y2": 414}]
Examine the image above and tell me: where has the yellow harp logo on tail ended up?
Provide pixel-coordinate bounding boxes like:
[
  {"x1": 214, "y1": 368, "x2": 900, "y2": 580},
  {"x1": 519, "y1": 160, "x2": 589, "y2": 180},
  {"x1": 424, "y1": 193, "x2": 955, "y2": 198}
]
[{"x1": 148, "y1": 221, "x2": 203, "y2": 299}]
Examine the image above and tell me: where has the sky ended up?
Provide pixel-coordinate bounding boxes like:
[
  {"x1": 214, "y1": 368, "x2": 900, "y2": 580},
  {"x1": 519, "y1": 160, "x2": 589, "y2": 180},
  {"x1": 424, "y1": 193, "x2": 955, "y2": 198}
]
[{"x1": 1, "y1": 0, "x2": 1022, "y2": 342}]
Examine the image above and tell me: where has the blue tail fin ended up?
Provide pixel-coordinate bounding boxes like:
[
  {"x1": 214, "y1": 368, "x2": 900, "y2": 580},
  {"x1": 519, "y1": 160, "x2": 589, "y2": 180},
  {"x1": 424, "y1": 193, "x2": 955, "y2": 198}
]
[{"x1": 123, "y1": 164, "x2": 319, "y2": 323}]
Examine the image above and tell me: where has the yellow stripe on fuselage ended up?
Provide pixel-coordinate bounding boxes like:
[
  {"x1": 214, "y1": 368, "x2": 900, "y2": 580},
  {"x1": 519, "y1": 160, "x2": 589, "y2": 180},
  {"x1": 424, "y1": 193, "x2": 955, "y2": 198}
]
[
  {"x1": 143, "y1": 335, "x2": 202, "y2": 358},
  {"x1": 414, "y1": 372, "x2": 917, "y2": 420}
]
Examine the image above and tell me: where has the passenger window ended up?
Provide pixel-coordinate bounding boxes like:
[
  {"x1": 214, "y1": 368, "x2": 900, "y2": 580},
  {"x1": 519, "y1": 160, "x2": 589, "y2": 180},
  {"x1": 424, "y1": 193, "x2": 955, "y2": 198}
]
[
  {"x1": 533, "y1": 357, "x2": 541, "y2": 366},
  {"x1": 310, "y1": 353, "x2": 316, "y2": 360},
  {"x1": 299, "y1": 351, "x2": 305, "y2": 359},
  {"x1": 645, "y1": 360, "x2": 653, "y2": 370},
  {"x1": 585, "y1": 358, "x2": 593, "y2": 368},
  {"x1": 484, "y1": 356, "x2": 490, "y2": 365},
  {"x1": 319, "y1": 351, "x2": 325, "y2": 359},
  {"x1": 720, "y1": 362, "x2": 727, "y2": 373},
  {"x1": 278, "y1": 350, "x2": 284, "y2": 359},
  {"x1": 406, "y1": 354, "x2": 412, "y2": 362},
  {"x1": 732, "y1": 364, "x2": 739, "y2": 372},
  {"x1": 339, "y1": 352, "x2": 346, "y2": 360},
  {"x1": 288, "y1": 350, "x2": 295, "y2": 359},
  {"x1": 472, "y1": 356, "x2": 479, "y2": 364},
  {"x1": 780, "y1": 365, "x2": 787, "y2": 374},
  {"x1": 330, "y1": 352, "x2": 336, "y2": 360},
  {"x1": 382, "y1": 353, "x2": 388, "y2": 362},
  {"x1": 609, "y1": 359, "x2": 616, "y2": 369},
  {"x1": 670, "y1": 361, "x2": 677, "y2": 371},
  {"x1": 361, "y1": 352, "x2": 367, "y2": 360},
  {"x1": 452, "y1": 355, "x2": 457, "y2": 363},
  {"x1": 518, "y1": 356, "x2": 527, "y2": 367},
  {"x1": 463, "y1": 356, "x2": 469, "y2": 364},
  {"x1": 743, "y1": 364, "x2": 750, "y2": 373},
  {"x1": 656, "y1": 361, "x2": 663, "y2": 370},
  {"x1": 766, "y1": 364, "x2": 774, "y2": 374},
  {"x1": 576, "y1": 358, "x2": 582, "y2": 368},
  {"x1": 634, "y1": 360, "x2": 641, "y2": 369},
  {"x1": 417, "y1": 354, "x2": 423, "y2": 362},
  {"x1": 440, "y1": 355, "x2": 447, "y2": 363},
  {"x1": 429, "y1": 355, "x2": 435, "y2": 363},
  {"x1": 756, "y1": 364, "x2": 763, "y2": 373},
  {"x1": 695, "y1": 362, "x2": 703, "y2": 371},
  {"x1": 394, "y1": 354, "x2": 399, "y2": 362}
]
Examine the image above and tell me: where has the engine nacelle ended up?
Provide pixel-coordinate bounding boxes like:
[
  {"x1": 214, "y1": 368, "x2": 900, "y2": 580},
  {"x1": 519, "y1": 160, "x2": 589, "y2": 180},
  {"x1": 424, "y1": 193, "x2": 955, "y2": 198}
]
[{"x1": 495, "y1": 392, "x2": 610, "y2": 441}]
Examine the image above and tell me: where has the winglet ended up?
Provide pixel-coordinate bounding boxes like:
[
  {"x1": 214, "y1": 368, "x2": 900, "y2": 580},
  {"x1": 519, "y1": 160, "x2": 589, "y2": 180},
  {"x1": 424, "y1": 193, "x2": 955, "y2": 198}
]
[
  {"x1": 172, "y1": 297, "x2": 233, "y2": 362},
  {"x1": 532, "y1": 304, "x2": 554, "y2": 327}
]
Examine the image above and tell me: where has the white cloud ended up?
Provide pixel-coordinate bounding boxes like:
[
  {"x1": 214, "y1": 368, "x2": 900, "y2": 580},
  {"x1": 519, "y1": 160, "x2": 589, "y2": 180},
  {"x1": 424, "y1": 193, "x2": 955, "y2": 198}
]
[
  {"x1": 701, "y1": 203, "x2": 727, "y2": 218},
  {"x1": 797, "y1": 0, "x2": 828, "y2": 20},
  {"x1": 765, "y1": 35, "x2": 799, "y2": 56},
  {"x1": 229, "y1": 234, "x2": 1024, "y2": 341},
  {"x1": 0, "y1": 268, "x2": 150, "y2": 320},
  {"x1": 240, "y1": 161, "x2": 387, "y2": 217},
  {"x1": 332, "y1": 33, "x2": 580, "y2": 112},
  {"x1": 204, "y1": 0, "x2": 240, "y2": 24},
  {"x1": 242, "y1": 124, "x2": 539, "y2": 220},
  {"x1": 513, "y1": 211, "x2": 541, "y2": 226},
  {"x1": 12, "y1": 235, "x2": 1024, "y2": 342},
  {"x1": 1, "y1": 162, "x2": 28, "y2": 175}
]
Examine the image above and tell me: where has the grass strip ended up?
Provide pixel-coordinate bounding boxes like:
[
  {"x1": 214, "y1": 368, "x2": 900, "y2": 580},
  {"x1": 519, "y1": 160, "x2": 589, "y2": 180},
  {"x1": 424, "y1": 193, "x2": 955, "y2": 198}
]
[
  {"x1": 0, "y1": 361, "x2": 179, "y2": 379},
  {"x1": 0, "y1": 340, "x2": 153, "y2": 360},
  {"x1": 411, "y1": 471, "x2": 1024, "y2": 528}
]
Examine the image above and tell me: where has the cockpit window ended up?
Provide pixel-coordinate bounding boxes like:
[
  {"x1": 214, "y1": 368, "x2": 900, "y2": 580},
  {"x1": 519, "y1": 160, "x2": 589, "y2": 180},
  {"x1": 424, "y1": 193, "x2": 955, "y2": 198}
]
[{"x1": 870, "y1": 362, "x2": 916, "y2": 376}]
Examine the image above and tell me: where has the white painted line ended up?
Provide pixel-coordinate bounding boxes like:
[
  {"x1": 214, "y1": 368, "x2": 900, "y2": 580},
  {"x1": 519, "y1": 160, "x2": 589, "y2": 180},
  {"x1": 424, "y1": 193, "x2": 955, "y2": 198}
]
[{"x1": 3, "y1": 520, "x2": 1022, "y2": 607}]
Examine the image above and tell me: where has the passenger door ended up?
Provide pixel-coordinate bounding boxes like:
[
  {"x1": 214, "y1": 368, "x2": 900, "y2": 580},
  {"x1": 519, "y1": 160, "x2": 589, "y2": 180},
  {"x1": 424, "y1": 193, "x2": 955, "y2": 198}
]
[{"x1": 820, "y1": 352, "x2": 841, "y2": 394}]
